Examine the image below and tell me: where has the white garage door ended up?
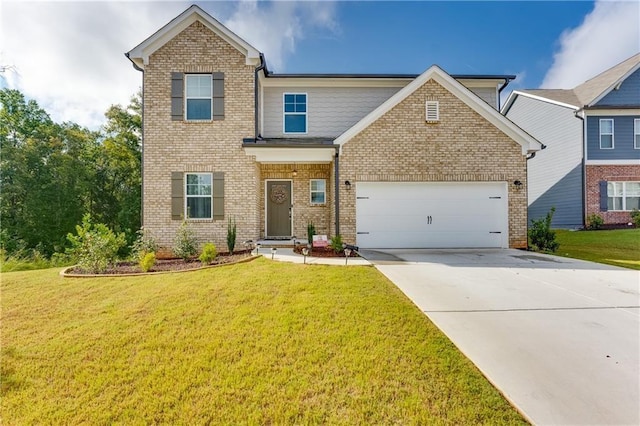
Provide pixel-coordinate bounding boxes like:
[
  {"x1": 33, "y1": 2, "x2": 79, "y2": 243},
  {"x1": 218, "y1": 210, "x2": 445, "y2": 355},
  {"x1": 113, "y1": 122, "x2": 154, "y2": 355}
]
[{"x1": 356, "y1": 182, "x2": 508, "y2": 248}]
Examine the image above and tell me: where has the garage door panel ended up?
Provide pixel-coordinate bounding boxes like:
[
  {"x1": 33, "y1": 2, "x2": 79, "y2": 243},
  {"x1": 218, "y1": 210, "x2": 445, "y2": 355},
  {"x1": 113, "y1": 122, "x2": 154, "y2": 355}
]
[{"x1": 356, "y1": 182, "x2": 508, "y2": 248}]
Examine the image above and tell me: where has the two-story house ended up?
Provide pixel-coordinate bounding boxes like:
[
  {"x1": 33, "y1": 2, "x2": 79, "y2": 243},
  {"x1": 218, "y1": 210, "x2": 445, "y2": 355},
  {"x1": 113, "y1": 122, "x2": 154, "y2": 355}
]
[
  {"x1": 126, "y1": 5, "x2": 542, "y2": 253},
  {"x1": 503, "y1": 53, "x2": 640, "y2": 228}
]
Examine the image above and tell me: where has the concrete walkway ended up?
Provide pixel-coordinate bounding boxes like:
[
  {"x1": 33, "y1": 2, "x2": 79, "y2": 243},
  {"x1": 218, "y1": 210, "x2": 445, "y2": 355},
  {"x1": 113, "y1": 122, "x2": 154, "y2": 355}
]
[
  {"x1": 365, "y1": 249, "x2": 640, "y2": 425},
  {"x1": 258, "y1": 247, "x2": 371, "y2": 266}
]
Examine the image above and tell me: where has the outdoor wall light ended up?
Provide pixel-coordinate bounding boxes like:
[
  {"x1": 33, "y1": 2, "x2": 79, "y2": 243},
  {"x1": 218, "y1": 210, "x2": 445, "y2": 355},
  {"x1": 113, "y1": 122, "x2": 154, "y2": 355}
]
[
  {"x1": 292, "y1": 168, "x2": 298, "y2": 177},
  {"x1": 513, "y1": 180, "x2": 523, "y2": 187},
  {"x1": 345, "y1": 180, "x2": 352, "y2": 191}
]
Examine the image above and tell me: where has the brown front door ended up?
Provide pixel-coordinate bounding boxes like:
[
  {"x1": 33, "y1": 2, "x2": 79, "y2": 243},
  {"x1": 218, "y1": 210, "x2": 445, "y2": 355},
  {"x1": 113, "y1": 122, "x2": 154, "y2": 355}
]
[{"x1": 266, "y1": 181, "x2": 292, "y2": 237}]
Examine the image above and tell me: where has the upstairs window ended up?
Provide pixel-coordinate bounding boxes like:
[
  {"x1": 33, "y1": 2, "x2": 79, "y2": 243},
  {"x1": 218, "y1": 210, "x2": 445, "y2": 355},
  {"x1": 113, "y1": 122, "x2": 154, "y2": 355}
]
[
  {"x1": 599, "y1": 119, "x2": 614, "y2": 149},
  {"x1": 186, "y1": 75, "x2": 212, "y2": 120},
  {"x1": 634, "y1": 119, "x2": 640, "y2": 149},
  {"x1": 284, "y1": 93, "x2": 307, "y2": 133}
]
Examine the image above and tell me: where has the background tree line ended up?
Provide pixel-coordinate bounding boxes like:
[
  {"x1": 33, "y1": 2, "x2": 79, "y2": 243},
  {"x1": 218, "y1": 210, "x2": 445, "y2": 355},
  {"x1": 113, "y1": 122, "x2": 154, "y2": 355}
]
[{"x1": 0, "y1": 88, "x2": 142, "y2": 258}]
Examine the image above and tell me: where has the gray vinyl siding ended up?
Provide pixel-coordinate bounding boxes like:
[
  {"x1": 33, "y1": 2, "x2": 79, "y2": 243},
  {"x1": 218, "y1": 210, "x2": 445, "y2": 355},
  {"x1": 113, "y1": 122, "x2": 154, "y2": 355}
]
[
  {"x1": 467, "y1": 87, "x2": 497, "y2": 109},
  {"x1": 596, "y1": 68, "x2": 640, "y2": 106},
  {"x1": 262, "y1": 86, "x2": 401, "y2": 137},
  {"x1": 505, "y1": 95, "x2": 583, "y2": 228},
  {"x1": 586, "y1": 116, "x2": 640, "y2": 160}
]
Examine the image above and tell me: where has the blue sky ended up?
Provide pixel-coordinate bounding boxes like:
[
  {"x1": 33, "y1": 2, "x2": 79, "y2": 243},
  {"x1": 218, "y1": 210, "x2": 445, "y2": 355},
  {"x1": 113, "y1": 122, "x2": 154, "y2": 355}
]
[{"x1": 1, "y1": 1, "x2": 638, "y2": 128}]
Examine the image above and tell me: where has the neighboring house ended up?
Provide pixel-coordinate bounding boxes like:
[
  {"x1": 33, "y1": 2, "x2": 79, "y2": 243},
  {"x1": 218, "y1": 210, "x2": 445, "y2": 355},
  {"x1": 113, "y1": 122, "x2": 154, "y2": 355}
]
[
  {"x1": 503, "y1": 53, "x2": 640, "y2": 228},
  {"x1": 126, "y1": 5, "x2": 541, "y2": 251}
]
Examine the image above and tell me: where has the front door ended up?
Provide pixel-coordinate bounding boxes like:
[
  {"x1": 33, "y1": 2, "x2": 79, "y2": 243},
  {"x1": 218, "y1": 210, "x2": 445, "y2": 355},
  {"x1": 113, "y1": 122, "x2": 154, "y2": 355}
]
[{"x1": 266, "y1": 181, "x2": 292, "y2": 237}]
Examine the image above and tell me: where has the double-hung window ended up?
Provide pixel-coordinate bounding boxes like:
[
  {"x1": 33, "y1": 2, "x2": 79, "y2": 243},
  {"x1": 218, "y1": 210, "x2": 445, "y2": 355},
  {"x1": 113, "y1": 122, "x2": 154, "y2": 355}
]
[
  {"x1": 607, "y1": 181, "x2": 640, "y2": 211},
  {"x1": 186, "y1": 173, "x2": 212, "y2": 219},
  {"x1": 310, "y1": 179, "x2": 326, "y2": 204},
  {"x1": 599, "y1": 119, "x2": 614, "y2": 149},
  {"x1": 634, "y1": 119, "x2": 640, "y2": 149},
  {"x1": 284, "y1": 93, "x2": 307, "y2": 133},
  {"x1": 186, "y1": 74, "x2": 212, "y2": 120}
]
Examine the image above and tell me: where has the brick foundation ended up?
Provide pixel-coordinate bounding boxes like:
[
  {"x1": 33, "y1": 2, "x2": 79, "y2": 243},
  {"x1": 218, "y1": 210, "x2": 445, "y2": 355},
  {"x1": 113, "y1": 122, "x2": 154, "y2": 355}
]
[{"x1": 585, "y1": 164, "x2": 640, "y2": 224}]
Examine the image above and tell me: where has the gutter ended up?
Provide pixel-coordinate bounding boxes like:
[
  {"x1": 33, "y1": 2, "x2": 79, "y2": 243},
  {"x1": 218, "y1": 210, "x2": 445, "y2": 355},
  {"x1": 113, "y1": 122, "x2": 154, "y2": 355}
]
[
  {"x1": 497, "y1": 76, "x2": 515, "y2": 111},
  {"x1": 254, "y1": 53, "x2": 267, "y2": 140},
  {"x1": 574, "y1": 108, "x2": 587, "y2": 228},
  {"x1": 334, "y1": 151, "x2": 340, "y2": 236}
]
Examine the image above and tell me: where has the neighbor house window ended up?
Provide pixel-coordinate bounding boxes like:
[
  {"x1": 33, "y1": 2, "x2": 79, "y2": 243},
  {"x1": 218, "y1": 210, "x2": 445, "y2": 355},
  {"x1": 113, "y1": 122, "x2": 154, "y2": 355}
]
[
  {"x1": 607, "y1": 181, "x2": 640, "y2": 211},
  {"x1": 634, "y1": 119, "x2": 640, "y2": 149},
  {"x1": 186, "y1": 74, "x2": 212, "y2": 120},
  {"x1": 284, "y1": 93, "x2": 307, "y2": 133},
  {"x1": 599, "y1": 119, "x2": 614, "y2": 149},
  {"x1": 185, "y1": 173, "x2": 212, "y2": 219},
  {"x1": 310, "y1": 179, "x2": 326, "y2": 204}
]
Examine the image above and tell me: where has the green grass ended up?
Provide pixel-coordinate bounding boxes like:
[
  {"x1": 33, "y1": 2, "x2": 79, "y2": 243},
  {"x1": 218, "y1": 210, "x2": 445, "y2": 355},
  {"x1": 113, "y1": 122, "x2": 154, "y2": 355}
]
[
  {"x1": 554, "y1": 228, "x2": 640, "y2": 269},
  {"x1": 1, "y1": 259, "x2": 526, "y2": 424}
]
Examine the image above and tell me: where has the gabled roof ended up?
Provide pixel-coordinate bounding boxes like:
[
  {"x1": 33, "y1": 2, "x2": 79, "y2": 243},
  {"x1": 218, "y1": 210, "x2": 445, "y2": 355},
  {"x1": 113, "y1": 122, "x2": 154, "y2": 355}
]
[
  {"x1": 574, "y1": 52, "x2": 640, "y2": 106},
  {"x1": 334, "y1": 65, "x2": 542, "y2": 155},
  {"x1": 502, "y1": 89, "x2": 581, "y2": 112},
  {"x1": 502, "y1": 52, "x2": 640, "y2": 113},
  {"x1": 126, "y1": 5, "x2": 261, "y2": 69}
]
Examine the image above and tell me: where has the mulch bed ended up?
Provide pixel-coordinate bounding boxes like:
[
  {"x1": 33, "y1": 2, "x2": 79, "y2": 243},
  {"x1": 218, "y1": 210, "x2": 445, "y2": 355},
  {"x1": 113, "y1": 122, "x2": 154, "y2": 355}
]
[
  {"x1": 293, "y1": 245, "x2": 359, "y2": 258},
  {"x1": 67, "y1": 250, "x2": 252, "y2": 275}
]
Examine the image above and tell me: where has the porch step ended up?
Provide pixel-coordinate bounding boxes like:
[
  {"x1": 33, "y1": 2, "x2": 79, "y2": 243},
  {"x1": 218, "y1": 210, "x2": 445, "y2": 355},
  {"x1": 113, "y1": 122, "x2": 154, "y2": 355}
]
[{"x1": 255, "y1": 238, "x2": 308, "y2": 248}]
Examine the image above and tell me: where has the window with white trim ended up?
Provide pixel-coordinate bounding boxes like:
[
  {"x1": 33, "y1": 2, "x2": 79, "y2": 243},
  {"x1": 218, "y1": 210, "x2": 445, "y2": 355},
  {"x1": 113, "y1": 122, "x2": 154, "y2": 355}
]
[
  {"x1": 185, "y1": 74, "x2": 212, "y2": 120},
  {"x1": 634, "y1": 119, "x2": 640, "y2": 149},
  {"x1": 607, "y1": 181, "x2": 640, "y2": 211},
  {"x1": 186, "y1": 173, "x2": 212, "y2": 219},
  {"x1": 599, "y1": 119, "x2": 614, "y2": 149},
  {"x1": 310, "y1": 179, "x2": 326, "y2": 204},
  {"x1": 425, "y1": 101, "x2": 439, "y2": 122},
  {"x1": 284, "y1": 93, "x2": 307, "y2": 133}
]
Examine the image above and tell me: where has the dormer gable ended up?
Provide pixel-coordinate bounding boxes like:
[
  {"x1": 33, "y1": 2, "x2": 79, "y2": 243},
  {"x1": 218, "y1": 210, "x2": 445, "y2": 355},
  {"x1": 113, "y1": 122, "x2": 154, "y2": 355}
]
[{"x1": 126, "y1": 5, "x2": 261, "y2": 70}]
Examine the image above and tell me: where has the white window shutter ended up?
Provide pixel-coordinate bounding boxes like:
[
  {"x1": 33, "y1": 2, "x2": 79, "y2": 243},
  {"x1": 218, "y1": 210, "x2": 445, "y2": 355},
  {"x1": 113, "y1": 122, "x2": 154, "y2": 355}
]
[{"x1": 426, "y1": 101, "x2": 439, "y2": 122}]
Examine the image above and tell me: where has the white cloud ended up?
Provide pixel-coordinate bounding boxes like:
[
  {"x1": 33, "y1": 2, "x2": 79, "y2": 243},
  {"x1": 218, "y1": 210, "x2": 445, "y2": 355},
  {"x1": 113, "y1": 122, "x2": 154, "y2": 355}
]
[
  {"x1": 0, "y1": 1, "x2": 338, "y2": 129},
  {"x1": 224, "y1": 0, "x2": 338, "y2": 71},
  {"x1": 541, "y1": 0, "x2": 640, "y2": 89}
]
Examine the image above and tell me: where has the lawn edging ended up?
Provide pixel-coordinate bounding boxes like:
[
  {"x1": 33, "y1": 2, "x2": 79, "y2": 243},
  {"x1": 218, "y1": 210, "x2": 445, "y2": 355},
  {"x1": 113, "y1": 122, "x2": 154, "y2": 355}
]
[{"x1": 60, "y1": 254, "x2": 258, "y2": 278}]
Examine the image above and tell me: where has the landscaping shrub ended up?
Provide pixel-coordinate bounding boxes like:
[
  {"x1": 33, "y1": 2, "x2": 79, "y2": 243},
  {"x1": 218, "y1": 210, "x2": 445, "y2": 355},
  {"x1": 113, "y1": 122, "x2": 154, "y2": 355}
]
[
  {"x1": 199, "y1": 243, "x2": 218, "y2": 265},
  {"x1": 586, "y1": 213, "x2": 604, "y2": 230},
  {"x1": 307, "y1": 221, "x2": 316, "y2": 245},
  {"x1": 173, "y1": 221, "x2": 198, "y2": 261},
  {"x1": 66, "y1": 214, "x2": 127, "y2": 273},
  {"x1": 528, "y1": 207, "x2": 559, "y2": 252},
  {"x1": 130, "y1": 227, "x2": 158, "y2": 260},
  {"x1": 227, "y1": 217, "x2": 236, "y2": 254},
  {"x1": 631, "y1": 209, "x2": 640, "y2": 227},
  {"x1": 139, "y1": 252, "x2": 156, "y2": 272},
  {"x1": 329, "y1": 235, "x2": 344, "y2": 254}
]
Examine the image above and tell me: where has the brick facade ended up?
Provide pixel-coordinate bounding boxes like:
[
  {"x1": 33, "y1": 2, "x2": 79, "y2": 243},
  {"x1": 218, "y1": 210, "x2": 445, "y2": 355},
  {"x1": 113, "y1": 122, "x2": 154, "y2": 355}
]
[
  {"x1": 585, "y1": 164, "x2": 640, "y2": 224},
  {"x1": 143, "y1": 21, "x2": 260, "y2": 251},
  {"x1": 337, "y1": 80, "x2": 529, "y2": 248}
]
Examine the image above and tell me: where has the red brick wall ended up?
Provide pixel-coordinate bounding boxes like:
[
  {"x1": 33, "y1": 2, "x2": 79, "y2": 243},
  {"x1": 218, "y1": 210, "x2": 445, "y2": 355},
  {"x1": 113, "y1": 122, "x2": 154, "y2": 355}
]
[{"x1": 585, "y1": 164, "x2": 640, "y2": 224}]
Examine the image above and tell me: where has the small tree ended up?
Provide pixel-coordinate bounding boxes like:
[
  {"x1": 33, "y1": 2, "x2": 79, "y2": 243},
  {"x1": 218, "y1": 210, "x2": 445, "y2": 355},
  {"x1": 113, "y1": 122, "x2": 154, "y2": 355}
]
[
  {"x1": 329, "y1": 235, "x2": 344, "y2": 254},
  {"x1": 130, "y1": 227, "x2": 158, "y2": 260},
  {"x1": 66, "y1": 214, "x2": 126, "y2": 273},
  {"x1": 307, "y1": 222, "x2": 316, "y2": 245},
  {"x1": 173, "y1": 220, "x2": 198, "y2": 261},
  {"x1": 528, "y1": 207, "x2": 559, "y2": 252},
  {"x1": 227, "y1": 217, "x2": 237, "y2": 254}
]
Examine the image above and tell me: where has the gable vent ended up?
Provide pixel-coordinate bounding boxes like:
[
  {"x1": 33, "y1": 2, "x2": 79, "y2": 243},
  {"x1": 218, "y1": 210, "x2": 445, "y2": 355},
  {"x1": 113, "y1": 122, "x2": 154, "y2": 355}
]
[{"x1": 426, "y1": 101, "x2": 439, "y2": 122}]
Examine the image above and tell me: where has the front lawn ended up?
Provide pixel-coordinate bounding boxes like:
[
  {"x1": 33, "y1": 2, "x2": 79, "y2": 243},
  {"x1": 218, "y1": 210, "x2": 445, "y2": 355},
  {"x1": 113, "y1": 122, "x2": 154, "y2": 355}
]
[
  {"x1": 1, "y1": 260, "x2": 526, "y2": 424},
  {"x1": 554, "y1": 228, "x2": 640, "y2": 269}
]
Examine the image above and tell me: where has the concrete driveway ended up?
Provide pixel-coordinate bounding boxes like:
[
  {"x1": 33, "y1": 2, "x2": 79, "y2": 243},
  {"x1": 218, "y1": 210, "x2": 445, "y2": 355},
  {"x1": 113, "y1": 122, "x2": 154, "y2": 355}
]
[{"x1": 362, "y1": 249, "x2": 640, "y2": 425}]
